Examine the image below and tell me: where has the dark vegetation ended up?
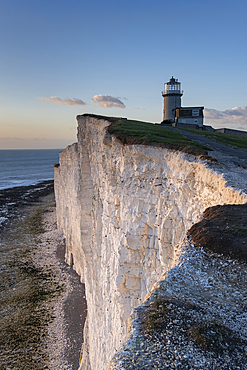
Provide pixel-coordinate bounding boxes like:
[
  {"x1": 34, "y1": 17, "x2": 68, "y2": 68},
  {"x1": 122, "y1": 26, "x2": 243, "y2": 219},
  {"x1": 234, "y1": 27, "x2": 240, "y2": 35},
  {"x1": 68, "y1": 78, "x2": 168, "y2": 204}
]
[
  {"x1": 141, "y1": 296, "x2": 197, "y2": 335},
  {"x1": 140, "y1": 296, "x2": 247, "y2": 357},
  {"x1": 181, "y1": 128, "x2": 247, "y2": 150},
  {"x1": 188, "y1": 203, "x2": 247, "y2": 262},
  {"x1": 0, "y1": 203, "x2": 64, "y2": 369},
  {"x1": 0, "y1": 180, "x2": 54, "y2": 208},
  {"x1": 190, "y1": 321, "x2": 246, "y2": 355},
  {"x1": 27, "y1": 208, "x2": 49, "y2": 235},
  {"x1": 0, "y1": 180, "x2": 54, "y2": 230}
]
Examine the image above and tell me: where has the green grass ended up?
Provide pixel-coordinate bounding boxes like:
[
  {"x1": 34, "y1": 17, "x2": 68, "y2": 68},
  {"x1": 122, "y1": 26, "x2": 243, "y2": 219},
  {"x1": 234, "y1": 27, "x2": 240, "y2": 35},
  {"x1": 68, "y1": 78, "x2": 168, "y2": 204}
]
[
  {"x1": 143, "y1": 298, "x2": 171, "y2": 333},
  {"x1": 107, "y1": 118, "x2": 211, "y2": 154},
  {"x1": 232, "y1": 226, "x2": 247, "y2": 236},
  {"x1": 180, "y1": 128, "x2": 247, "y2": 150}
]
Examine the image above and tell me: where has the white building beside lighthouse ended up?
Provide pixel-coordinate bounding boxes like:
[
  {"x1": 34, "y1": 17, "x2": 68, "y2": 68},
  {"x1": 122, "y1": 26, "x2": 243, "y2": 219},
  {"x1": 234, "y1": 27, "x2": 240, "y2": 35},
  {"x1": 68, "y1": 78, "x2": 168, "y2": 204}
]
[{"x1": 162, "y1": 76, "x2": 204, "y2": 129}]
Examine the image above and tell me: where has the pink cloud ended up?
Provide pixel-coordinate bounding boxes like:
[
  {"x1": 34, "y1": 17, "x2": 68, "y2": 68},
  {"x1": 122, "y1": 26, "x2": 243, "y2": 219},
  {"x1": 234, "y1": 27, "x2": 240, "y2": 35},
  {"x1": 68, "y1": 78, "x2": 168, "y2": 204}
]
[
  {"x1": 92, "y1": 95, "x2": 125, "y2": 108},
  {"x1": 41, "y1": 96, "x2": 86, "y2": 106},
  {"x1": 204, "y1": 106, "x2": 247, "y2": 130}
]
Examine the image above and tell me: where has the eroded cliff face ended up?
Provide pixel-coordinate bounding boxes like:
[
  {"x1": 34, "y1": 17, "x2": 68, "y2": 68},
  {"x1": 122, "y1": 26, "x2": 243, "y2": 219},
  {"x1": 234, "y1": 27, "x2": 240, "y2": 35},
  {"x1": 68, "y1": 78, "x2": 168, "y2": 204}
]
[{"x1": 54, "y1": 116, "x2": 247, "y2": 370}]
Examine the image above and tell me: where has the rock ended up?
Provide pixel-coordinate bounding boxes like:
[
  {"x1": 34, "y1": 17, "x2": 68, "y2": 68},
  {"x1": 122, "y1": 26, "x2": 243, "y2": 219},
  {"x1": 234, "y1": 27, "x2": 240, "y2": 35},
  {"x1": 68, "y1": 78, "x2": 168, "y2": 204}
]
[{"x1": 54, "y1": 114, "x2": 247, "y2": 370}]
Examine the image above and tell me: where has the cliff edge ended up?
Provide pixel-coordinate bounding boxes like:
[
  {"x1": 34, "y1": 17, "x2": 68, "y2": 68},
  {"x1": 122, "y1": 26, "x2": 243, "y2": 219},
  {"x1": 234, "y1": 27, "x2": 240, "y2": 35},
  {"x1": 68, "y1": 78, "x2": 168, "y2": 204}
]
[{"x1": 54, "y1": 115, "x2": 247, "y2": 369}]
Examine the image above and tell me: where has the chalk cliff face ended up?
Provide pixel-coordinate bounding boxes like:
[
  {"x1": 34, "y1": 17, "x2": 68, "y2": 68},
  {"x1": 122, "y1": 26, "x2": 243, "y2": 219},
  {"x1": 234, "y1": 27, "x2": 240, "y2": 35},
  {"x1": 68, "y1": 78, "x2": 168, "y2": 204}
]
[{"x1": 54, "y1": 116, "x2": 247, "y2": 370}]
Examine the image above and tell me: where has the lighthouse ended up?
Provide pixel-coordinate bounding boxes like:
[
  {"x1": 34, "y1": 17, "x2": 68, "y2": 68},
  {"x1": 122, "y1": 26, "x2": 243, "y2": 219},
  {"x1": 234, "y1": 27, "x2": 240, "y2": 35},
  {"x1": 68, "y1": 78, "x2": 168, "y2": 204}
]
[
  {"x1": 161, "y1": 76, "x2": 204, "y2": 129},
  {"x1": 162, "y1": 76, "x2": 183, "y2": 122}
]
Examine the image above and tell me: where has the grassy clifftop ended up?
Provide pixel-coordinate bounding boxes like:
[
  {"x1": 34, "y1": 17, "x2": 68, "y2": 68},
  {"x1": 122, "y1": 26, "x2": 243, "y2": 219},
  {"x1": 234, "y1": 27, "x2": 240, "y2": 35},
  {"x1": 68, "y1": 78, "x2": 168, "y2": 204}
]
[
  {"x1": 81, "y1": 114, "x2": 212, "y2": 157},
  {"x1": 107, "y1": 118, "x2": 211, "y2": 155},
  {"x1": 181, "y1": 128, "x2": 247, "y2": 150}
]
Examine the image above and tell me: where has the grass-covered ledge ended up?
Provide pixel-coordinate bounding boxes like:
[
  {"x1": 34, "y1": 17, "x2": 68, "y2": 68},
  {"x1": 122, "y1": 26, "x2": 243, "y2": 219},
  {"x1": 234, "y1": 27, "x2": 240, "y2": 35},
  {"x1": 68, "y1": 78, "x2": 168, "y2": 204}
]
[
  {"x1": 107, "y1": 118, "x2": 211, "y2": 156},
  {"x1": 80, "y1": 114, "x2": 212, "y2": 157},
  {"x1": 180, "y1": 127, "x2": 247, "y2": 150}
]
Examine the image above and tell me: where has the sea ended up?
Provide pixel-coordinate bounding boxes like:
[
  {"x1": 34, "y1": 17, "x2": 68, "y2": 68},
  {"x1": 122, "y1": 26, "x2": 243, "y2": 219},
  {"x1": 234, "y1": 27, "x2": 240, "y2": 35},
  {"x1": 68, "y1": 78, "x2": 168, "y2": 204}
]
[{"x1": 0, "y1": 149, "x2": 62, "y2": 190}]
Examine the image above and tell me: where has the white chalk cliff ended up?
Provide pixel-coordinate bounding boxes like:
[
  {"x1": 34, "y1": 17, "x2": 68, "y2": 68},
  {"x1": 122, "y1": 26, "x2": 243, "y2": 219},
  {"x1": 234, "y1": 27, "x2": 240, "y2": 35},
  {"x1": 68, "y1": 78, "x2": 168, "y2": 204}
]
[{"x1": 54, "y1": 115, "x2": 247, "y2": 369}]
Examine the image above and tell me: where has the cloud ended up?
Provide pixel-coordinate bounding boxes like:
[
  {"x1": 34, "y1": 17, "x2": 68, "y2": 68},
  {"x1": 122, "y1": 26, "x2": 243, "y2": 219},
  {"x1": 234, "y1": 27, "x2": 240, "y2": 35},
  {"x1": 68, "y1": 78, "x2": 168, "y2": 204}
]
[
  {"x1": 204, "y1": 108, "x2": 225, "y2": 120},
  {"x1": 41, "y1": 96, "x2": 86, "y2": 106},
  {"x1": 204, "y1": 106, "x2": 247, "y2": 130},
  {"x1": 92, "y1": 95, "x2": 125, "y2": 109},
  {"x1": 224, "y1": 106, "x2": 247, "y2": 116}
]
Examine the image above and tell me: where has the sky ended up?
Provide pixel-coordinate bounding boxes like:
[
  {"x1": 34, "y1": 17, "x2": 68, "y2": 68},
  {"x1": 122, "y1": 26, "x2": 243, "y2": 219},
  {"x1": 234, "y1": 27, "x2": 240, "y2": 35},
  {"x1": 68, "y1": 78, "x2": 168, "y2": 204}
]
[{"x1": 1, "y1": 0, "x2": 247, "y2": 149}]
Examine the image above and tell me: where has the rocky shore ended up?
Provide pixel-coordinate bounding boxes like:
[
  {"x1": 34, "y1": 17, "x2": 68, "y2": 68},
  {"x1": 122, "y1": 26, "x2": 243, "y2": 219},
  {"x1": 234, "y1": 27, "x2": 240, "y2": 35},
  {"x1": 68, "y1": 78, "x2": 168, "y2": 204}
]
[{"x1": 0, "y1": 182, "x2": 86, "y2": 369}]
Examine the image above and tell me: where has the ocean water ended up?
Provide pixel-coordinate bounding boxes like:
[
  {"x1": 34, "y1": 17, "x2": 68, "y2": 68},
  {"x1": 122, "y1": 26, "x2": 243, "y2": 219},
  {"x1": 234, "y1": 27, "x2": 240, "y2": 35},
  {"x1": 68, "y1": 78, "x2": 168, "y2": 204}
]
[{"x1": 0, "y1": 149, "x2": 62, "y2": 190}]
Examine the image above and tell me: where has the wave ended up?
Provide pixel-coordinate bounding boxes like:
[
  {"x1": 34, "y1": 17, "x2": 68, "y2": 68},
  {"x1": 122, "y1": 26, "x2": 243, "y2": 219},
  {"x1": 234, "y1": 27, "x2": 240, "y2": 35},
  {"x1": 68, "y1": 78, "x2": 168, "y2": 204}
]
[{"x1": 0, "y1": 177, "x2": 54, "y2": 191}]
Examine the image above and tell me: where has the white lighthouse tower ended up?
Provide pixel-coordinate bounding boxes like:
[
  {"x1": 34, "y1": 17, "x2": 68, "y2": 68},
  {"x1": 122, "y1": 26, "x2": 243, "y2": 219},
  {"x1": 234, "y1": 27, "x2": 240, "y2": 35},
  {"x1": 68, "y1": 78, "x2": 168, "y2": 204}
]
[{"x1": 162, "y1": 76, "x2": 183, "y2": 122}]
